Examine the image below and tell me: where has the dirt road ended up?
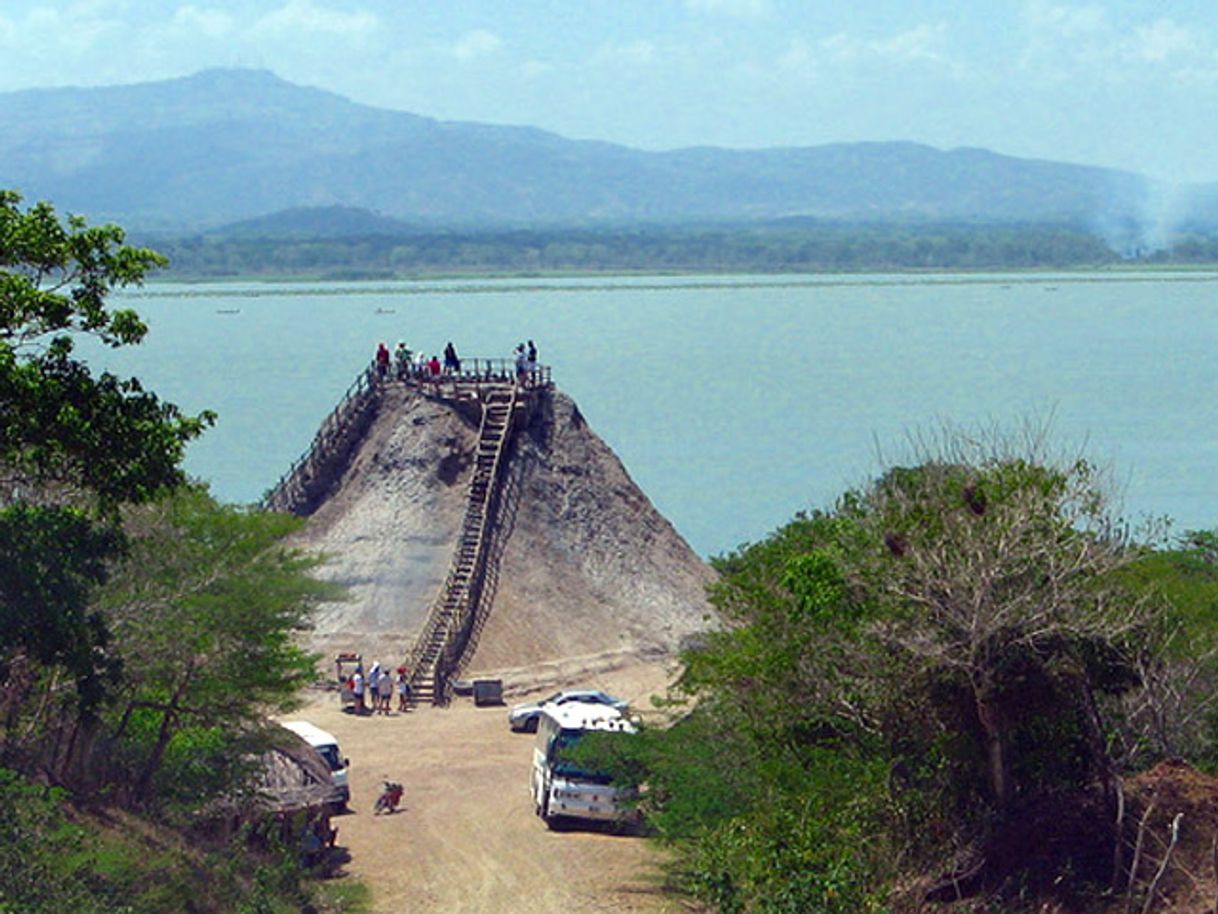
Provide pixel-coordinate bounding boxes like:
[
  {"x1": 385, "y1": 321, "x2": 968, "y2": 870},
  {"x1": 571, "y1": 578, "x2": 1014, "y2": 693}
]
[{"x1": 295, "y1": 664, "x2": 684, "y2": 914}]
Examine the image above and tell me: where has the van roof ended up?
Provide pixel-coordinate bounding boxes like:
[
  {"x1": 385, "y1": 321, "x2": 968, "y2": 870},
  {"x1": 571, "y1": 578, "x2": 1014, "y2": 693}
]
[
  {"x1": 542, "y1": 702, "x2": 636, "y2": 733},
  {"x1": 281, "y1": 720, "x2": 340, "y2": 748}
]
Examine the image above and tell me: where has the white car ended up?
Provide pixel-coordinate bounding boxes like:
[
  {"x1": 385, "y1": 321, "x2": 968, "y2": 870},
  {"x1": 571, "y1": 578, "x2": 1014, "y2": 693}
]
[{"x1": 507, "y1": 689, "x2": 627, "y2": 733}]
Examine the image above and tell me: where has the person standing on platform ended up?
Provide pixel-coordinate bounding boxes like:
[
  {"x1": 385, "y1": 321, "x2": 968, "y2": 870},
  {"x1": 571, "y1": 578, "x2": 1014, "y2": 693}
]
[
  {"x1": 443, "y1": 341, "x2": 461, "y2": 376},
  {"x1": 394, "y1": 342, "x2": 411, "y2": 380},
  {"x1": 375, "y1": 342, "x2": 390, "y2": 380},
  {"x1": 514, "y1": 344, "x2": 528, "y2": 384}
]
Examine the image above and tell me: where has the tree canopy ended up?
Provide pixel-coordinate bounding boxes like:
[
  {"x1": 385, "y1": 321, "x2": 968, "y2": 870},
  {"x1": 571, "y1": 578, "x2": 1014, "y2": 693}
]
[
  {"x1": 0, "y1": 191, "x2": 212, "y2": 726},
  {"x1": 589, "y1": 425, "x2": 1218, "y2": 913},
  {"x1": 0, "y1": 192, "x2": 348, "y2": 913}
]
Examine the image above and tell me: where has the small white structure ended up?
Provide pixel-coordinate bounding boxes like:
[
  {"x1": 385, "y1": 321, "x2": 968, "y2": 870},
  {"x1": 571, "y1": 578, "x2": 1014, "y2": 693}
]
[{"x1": 530, "y1": 702, "x2": 637, "y2": 828}]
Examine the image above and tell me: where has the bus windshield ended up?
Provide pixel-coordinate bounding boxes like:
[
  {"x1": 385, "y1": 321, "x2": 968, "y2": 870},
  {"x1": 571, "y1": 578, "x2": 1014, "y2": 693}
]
[
  {"x1": 316, "y1": 745, "x2": 343, "y2": 771},
  {"x1": 551, "y1": 731, "x2": 615, "y2": 784}
]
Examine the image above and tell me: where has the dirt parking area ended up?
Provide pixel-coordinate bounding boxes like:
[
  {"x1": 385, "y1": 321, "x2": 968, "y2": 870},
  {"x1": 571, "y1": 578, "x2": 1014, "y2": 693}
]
[{"x1": 293, "y1": 663, "x2": 685, "y2": 914}]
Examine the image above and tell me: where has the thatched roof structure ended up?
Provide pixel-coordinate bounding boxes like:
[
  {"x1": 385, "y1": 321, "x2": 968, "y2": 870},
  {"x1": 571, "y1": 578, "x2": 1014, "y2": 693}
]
[
  {"x1": 200, "y1": 725, "x2": 343, "y2": 823},
  {"x1": 251, "y1": 728, "x2": 345, "y2": 812}
]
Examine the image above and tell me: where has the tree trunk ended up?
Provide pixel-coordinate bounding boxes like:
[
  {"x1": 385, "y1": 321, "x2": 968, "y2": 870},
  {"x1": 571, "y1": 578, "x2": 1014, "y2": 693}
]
[
  {"x1": 975, "y1": 693, "x2": 1011, "y2": 810},
  {"x1": 134, "y1": 703, "x2": 177, "y2": 806},
  {"x1": 133, "y1": 676, "x2": 191, "y2": 806},
  {"x1": 0, "y1": 650, "x2": 33, "y2": 766}
]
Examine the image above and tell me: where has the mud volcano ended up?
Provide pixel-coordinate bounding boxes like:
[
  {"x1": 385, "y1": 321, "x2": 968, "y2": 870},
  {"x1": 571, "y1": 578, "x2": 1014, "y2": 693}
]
[{"x1": 275, "y1": 372, "x2": 715, "y2": 695}]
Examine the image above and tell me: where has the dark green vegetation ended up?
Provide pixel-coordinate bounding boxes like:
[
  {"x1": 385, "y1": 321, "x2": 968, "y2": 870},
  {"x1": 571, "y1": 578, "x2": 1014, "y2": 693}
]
[
  {"x1": 580, "y1": 428, "x2": 1218, "y2": 913},
  {"x1": 0, "y1": 192, "x2": 355, "y2": 913},
  {"x1": 149, "y1": 220, "x2": 1129, "y2": 279}
]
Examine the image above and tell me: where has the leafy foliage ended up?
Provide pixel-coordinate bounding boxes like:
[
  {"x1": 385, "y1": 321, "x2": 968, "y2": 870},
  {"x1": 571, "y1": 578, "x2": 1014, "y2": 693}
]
[
  {"x1": 0, "y1": 766, "x2": 362, "y2": 914},
  {"x1": 0, "y1": 193, "x2": 355, "y2": 908},
  {"x1": 0, "y1": 191, "x2": 211, "y2": 731},
  {"x1": 0, "y1": 503, "x2": 121, "y2": 714},
  {"x1": 591, "y1": 427, "x2": 1189, "y2": 911},
  {"x1": 98, "y1": 485, "x2": 334, "y2": 806},
  {"x1": 0, "y1": 190, "x2": 212, "y2": 505},
  {"x1": 1108, "y1": 531, "x2": 1218, "y2": 768}
]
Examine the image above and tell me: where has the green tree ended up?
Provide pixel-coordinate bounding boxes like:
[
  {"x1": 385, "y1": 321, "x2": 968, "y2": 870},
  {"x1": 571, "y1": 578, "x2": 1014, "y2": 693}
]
[
  {"x1": 857, "y1": 446, "x2": 1139, "y2": 813},
  {"x1": 608, "y1": 425, "x2": 1159, "y2": 910},
  {"x1": 1110, "y1": 529, "x2": 1218, "y2": 767},
  {"x1": 97, "y1": 486, "x2": 335, "y2": 807},
  {"x1": 0, "y1": 191, "x2": 212, "y2": 758}
]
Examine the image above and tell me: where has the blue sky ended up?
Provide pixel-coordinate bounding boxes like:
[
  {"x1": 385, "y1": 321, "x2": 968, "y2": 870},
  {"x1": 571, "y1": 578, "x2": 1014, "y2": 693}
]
[{"x1": 3, "y1": 0, "x2": 1218, "y2": 181}]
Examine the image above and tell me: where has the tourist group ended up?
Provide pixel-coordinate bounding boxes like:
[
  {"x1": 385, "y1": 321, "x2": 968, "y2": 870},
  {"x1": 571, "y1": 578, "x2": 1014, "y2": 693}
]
[{"x1": 372, "y1": 339, "x2": 540, "y2": 384}]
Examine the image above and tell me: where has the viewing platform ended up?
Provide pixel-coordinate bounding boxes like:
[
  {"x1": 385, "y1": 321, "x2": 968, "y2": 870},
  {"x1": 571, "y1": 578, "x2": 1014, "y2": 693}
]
[
  {"x1": 386, "y1": 356, "x2": 553, "y2": 402},
  {"x1": 261, "y1": 357, "x2": 551, "y2": 517}
]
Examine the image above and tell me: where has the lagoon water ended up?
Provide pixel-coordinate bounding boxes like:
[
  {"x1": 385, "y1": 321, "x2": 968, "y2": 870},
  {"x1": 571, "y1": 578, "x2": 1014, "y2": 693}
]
[{"x1": 98, "y1": 272, "x2": 1218, "y2": 558}]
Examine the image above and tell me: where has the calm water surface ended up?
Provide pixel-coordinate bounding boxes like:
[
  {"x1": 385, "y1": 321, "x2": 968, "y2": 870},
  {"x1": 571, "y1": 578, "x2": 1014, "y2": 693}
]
[{"x1": 97, "y1": 272, "x2": 1218, "y2": 557}]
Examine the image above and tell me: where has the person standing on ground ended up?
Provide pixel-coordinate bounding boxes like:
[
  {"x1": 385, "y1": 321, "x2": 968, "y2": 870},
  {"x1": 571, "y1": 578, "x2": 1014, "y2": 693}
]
[
  {"x1": 368, "y1": 662, "x2": 381, "y2": 705},
  {"x1": 352, "y1": 667, "x2": 366, "y2": 713},
  {"x1": 428, "y1": 354, "x2": 442, "y2": 381},
  {"x1": 397, "y1": 668, "x2": 411, "y2": 711},
  {"x1": 377, "y1": 669, "x2": 393, "y2": 714},
  {"x1": 526, "y1": 340, "x2": 538, "y2": 382}
]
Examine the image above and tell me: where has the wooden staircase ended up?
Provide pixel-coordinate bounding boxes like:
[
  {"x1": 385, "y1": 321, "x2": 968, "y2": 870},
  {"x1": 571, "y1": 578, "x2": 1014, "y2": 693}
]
[{"x1": 406, "y1": 384, "x2": 520, "y2": 705}]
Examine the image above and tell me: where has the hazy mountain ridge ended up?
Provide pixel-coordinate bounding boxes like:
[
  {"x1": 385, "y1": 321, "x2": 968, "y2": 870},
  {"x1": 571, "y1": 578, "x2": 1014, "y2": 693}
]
[{"x1": 0, "y1": 68, "x2": 1202, "y2": 238}]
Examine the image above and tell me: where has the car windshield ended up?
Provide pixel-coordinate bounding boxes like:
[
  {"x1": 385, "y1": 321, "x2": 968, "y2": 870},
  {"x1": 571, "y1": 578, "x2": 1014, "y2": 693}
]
[{"x1": 557, "y1": 692, "x2": 610, "y2": 705}]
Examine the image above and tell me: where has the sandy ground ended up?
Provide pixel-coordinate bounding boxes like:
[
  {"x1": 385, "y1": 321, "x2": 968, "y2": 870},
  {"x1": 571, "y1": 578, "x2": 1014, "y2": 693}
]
[{"x1": 293, "y1": 661, "x2": 688, "y2": 914}]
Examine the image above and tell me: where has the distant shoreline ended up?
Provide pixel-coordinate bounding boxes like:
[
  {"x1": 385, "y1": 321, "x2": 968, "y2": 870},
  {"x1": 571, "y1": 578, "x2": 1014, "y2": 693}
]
[
  {"x1": 131, "y1": 220, "x2": 1218, "y2": 283},
  {"x1": 126, "y1": 265, "x2": 1218, "y2": 296}
]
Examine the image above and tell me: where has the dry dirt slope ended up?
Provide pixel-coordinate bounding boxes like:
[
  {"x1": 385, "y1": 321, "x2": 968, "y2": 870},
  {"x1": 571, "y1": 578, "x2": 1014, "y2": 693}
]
[{"x1": 291, "y1": 383, "x2": 715, "y2": 686}]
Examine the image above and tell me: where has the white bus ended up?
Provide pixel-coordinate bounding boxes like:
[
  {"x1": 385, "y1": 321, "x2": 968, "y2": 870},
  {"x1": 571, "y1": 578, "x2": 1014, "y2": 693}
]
[
  {"x1": 282, "y1": 720, "x2": 350, "y2": 808},
  {"x1": 531, "y1": 702, "x2": 637, "y2": 829}
]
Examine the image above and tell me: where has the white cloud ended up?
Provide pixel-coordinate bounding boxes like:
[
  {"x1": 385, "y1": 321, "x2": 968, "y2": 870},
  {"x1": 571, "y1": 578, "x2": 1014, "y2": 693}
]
[
  {"x1": 250, "y1": 1, "x2": 380, "y2": 41},
  {"x1": 777, "y1": 38, "x2": 817, "y2": 79},
  {"x1": 684, "y1": 0, "x2": 768, "y2": 18},
  {"x1": 593, "y1": 39, "x2": 657, "y2": 69},
  {"x1": 0, "y1": 4, "x2": 122, "y2": 58},
  {"x1": 170, "y1": 5, "x2": 235, "y2": 40},
  {"x1": 521, "y1": 60, "x2": 554, "y2": 80},
  {"x1": 1019, "y1": 2, "x2": 1215, "y2": 82},
  {"x1": 1022, "y1": 1, "x2": 1108, "y2": 39},
  {"x1": 452, "y1": 29, "x2": 503, "y2": 62},
  {"x1": 822, "y1": 23, "x2": 955, "y2": 69},
  {"x1": 1127, "y1": 18, "x2": 1198, "y2": 65}
]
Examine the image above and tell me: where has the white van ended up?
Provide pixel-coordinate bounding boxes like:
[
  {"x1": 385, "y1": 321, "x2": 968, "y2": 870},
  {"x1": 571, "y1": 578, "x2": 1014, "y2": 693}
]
[
  {"x1": 282, "y1": 720, "x2": 350, "y2": 806},
  {"x1": 531, "y1": 702, "x2": 637, "y2": 828}
]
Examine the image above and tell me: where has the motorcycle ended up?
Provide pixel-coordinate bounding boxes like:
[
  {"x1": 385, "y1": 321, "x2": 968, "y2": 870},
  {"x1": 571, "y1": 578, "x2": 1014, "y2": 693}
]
[{"x1": 373, "y1": 780, "x2": 404, "y2": 814}]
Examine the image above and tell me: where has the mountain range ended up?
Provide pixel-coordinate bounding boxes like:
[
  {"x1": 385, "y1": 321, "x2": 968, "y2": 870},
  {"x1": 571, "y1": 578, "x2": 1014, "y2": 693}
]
[{"x1": 0, "y1": 68, "x2": 1211, "y2": 240}]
